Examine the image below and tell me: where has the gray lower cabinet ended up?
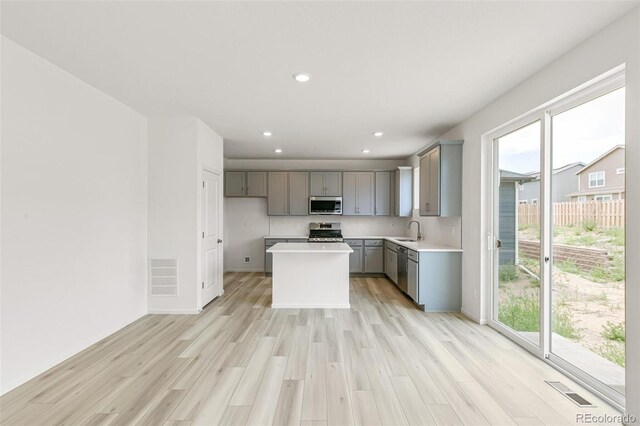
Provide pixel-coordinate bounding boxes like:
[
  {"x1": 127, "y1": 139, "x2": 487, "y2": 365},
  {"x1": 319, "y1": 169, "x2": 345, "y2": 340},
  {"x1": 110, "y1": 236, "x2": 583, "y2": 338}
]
[
  {"x1": 385, "y1": 245, "x2": 398, "y2": 283},
  {"x1": 264, "y1": 238, "x2": 287, "y2": 273},
  {"x1": 345, "y1": 239, "x2": 363, "y2": 273},
  {"x1": 267, "y1": 172, "x2": 288, "y2": 215},
  {"x1": 288, "y1": 172, "x2": 309, "y2": 215},
  {"x1": 400, "y1": 249, "x2": 461, "y2": 311},
  {"x1": 407, "y1": 257, "x2": 418, "y2": 302},
  {"x1": 364, "y1": 246, "x2": 384, "y2": 273},
  {"x1": 364, "y1": 239, "x2": 384, "y2": 273}
]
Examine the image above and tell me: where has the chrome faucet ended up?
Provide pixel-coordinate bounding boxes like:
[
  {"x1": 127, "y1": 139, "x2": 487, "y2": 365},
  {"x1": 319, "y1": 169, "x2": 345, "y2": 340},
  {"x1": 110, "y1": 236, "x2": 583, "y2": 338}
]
[{"x1": 407, "y1": 220, "x2": 423, "y2": 241}]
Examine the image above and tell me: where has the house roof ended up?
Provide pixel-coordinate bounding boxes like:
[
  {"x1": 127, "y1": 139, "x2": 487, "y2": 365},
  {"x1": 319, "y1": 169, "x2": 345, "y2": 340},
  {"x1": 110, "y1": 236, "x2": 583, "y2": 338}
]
[
  {"x1": 526, "y1": 162, "x2": 585, "y2": 179},
  {"x1": 500, "y1": 170, "x2": 536, "y2": 183},
  {"x1": 576, "y1": 145, "x2": 625, "y2": 175}
]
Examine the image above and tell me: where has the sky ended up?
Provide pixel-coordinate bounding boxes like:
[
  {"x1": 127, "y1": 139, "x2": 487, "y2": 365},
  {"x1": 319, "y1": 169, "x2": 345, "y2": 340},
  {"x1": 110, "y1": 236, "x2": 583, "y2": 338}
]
[{"x1": 498, "y1": 87, "x2": 625, "y2": 174}]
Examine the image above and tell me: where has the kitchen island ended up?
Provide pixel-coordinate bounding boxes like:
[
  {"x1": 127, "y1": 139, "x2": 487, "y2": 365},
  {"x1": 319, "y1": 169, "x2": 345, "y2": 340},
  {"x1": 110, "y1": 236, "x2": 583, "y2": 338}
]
[{"x1": 266, "y1": 242, "x2": 353, "y2": 309}]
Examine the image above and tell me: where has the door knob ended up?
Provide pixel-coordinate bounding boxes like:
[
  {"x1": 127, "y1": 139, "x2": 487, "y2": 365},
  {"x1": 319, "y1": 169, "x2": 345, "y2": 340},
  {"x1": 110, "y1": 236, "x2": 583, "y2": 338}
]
[{"x1": 218, "y1": 239, "x2": 223, "y2": 243}]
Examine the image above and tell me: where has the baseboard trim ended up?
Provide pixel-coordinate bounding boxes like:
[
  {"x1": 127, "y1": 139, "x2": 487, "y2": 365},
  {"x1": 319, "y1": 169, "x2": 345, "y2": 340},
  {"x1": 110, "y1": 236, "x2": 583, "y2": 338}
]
[
  {"x1": 147, "y1": 309, "x2": 200, "y2": 314},
  {"x1": 271, "y1": 303, "x2": 350, "y2": 309},
  {"x1": 461, "y1": 307, "x2": 487, "y2": 325}
]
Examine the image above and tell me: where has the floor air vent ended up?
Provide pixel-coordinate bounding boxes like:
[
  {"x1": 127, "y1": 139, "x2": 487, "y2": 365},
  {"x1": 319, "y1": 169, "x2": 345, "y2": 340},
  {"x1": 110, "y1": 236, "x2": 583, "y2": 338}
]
[{"x1": 545, "y1": 381, "x2": 595, "y2": 407}]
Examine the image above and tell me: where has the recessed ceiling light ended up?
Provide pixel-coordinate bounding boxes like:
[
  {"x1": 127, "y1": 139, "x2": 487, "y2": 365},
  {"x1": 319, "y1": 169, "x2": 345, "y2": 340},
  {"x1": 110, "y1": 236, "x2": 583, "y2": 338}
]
[
  {"x1": 293, "y1": 73, "x2": 311, "y2": 83},
  {"x1": 262, "y1": 131, "x2": 272, "y2": 137},
  {"x1": 362, "y1": 149, "x2": 370, "y2": 154},
  {"x1": 373, "y1": 131, "x2": 384, "y2": 137},
  {"x1": 274, "y1": 148, "x2": 283, "y2": 153}
]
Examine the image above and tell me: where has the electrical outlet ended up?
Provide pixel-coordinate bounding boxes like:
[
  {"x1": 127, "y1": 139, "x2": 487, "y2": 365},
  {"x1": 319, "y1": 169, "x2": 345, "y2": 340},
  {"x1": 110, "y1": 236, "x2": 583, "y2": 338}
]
[{"x1": 244, "y1": 257, "x2": 250, "y2": 263}]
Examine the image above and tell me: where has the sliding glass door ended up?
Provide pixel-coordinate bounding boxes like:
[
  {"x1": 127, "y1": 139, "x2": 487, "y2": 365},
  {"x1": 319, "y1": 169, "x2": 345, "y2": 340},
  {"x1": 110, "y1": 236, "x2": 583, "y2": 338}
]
[
  {"x1": 548, "y1": 87, "x2": 626, "y2": 402},
  {"x1": 494, "y1": 120, "x2": 542, "y2": 349},
  {"x1": 491, "y1": 75, "x2": 626, "y2": 407}
]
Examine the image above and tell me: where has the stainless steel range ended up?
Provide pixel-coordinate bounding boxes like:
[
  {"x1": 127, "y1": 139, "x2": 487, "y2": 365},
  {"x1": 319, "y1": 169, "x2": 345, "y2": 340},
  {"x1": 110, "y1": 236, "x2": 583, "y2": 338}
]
[{"x1": 308, "y1": 222, "x2": 343, "y2": 242}]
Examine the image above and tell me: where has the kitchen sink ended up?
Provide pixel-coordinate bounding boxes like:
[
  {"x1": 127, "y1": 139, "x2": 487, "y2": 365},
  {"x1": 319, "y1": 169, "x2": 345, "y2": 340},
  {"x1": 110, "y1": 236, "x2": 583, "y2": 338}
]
[{"x1": 395, "y1": 238, "x2": 416, "y2": 242}]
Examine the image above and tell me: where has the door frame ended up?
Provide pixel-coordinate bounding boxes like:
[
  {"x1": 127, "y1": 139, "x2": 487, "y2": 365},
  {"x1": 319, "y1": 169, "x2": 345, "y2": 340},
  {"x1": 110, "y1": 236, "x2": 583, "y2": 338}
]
[
  {"x1": 485, "y1": 68, "x2": 626, "y2": 410},
  {"x1": 197, "y1": 166, "x2": 223, "y2": 311}
]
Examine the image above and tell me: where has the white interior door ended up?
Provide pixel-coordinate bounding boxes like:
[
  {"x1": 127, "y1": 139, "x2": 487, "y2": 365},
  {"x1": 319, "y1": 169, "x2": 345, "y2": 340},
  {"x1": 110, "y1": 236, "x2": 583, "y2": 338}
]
[{"x1": 202, "y1": 170, "x2": 222, "y2": 307}]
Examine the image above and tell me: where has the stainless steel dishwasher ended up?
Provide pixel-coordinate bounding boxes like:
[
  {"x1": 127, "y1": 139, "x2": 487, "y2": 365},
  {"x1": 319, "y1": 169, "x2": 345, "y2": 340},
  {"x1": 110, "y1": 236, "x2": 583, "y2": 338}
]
[{"x1": 397, "y1": 246, "x2": 408, "y2": 294}]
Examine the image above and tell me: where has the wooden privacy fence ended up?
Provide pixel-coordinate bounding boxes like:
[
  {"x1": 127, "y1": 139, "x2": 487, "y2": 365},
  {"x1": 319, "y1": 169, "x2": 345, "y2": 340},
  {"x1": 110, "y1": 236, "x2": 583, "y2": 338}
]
[{"x1": 519, "y1": 200, "x2": 625, "y2": 228}]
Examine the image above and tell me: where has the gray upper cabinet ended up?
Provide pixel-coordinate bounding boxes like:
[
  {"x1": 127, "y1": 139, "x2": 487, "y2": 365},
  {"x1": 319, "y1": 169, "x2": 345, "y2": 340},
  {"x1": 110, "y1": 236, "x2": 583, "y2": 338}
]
[
  {"x1": 246, "y1": 172, "x2": 268, "y2": 197},
  {"x1": 288, "y1": 172, "x2": 309, "y2": 215},
  {"x1": 374, "y1": 172, "x2": 391, "y2": 216},
  {"x1": 225, "y1": 171, "x2": 267, "y2": 197},
  {"x1": 343, "y1": 172, "x2": 374, "y2": 216},
  {"x1": 267, "y1": 172, "x2": 288, "y2": 216},
  {"x1": 395, "y1": 166, "x2": 414, "y2": 217},
  {"x1": 310, "y1": 172, "x2": 342, "y2": 196},
  {"x1": 225, "y1": 171, "x2": 246, "y2": 197},
  {"x1": 419, "y1": 141, "x2": 463, "y2": 217}
]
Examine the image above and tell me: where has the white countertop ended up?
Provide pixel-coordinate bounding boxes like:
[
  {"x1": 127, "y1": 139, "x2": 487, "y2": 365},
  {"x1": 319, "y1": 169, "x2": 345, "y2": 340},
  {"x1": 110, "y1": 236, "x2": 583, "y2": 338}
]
[
  {"x1": 264, "y1": 235, "x2": 309, "y2": 239},
  {"x1": 264, "y1": 235, "x2": 462, "y2": 252},
  {"x1": 380, "y1": 237, "x2": 463, "y2": 253},
  {"x1": 267, "y1": 242, "x2": 353, "y2": 253}
]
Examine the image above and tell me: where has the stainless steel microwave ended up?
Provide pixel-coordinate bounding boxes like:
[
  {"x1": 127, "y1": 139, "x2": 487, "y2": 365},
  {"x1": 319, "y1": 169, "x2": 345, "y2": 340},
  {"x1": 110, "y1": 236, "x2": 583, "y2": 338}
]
[{"x1": 309, "y1": 196, "x2": 343, "y2": 215}]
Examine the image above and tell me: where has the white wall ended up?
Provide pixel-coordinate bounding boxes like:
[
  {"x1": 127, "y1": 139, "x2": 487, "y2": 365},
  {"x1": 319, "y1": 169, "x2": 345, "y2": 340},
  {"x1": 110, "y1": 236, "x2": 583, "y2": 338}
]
[
  {"x1": 148, "y1": 118, "x2": 224, "y2": 313},
  {"x1": 147, "y1": 118, "x2": 198, "y2": 313},
  {"x1": 410, "y1": 9, "x2": 639, "y2": 417},
  {"x1": 0, "y1": 37, "x2": 148, "y2": 393},
  {"x1": 223, "y1": 158, "x2": 412, "y2": 272}
]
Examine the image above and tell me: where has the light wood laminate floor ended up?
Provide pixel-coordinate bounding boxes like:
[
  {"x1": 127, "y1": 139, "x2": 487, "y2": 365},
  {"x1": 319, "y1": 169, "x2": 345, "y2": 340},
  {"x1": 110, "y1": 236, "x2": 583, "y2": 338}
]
[{"x1": 1, "y1": 273, "x2": 620, "y2": 425}]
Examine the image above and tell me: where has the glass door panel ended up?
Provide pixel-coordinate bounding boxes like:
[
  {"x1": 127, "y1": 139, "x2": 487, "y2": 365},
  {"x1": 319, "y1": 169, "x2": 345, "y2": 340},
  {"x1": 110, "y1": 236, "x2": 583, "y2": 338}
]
[
  {"x1": 550, "y1": 87, "x2": 625, "y2": 396},
  {"x1": 495, "y1": 120, "x2": 542, "y2": 347}
]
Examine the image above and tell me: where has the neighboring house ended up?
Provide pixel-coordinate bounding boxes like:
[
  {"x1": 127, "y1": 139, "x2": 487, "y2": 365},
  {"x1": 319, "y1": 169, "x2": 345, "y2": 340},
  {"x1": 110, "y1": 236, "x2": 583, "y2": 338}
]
[
  {"x1": 568, "y1": 145, "x2": 626, "y2": 202},
  {"x1": 519, "y1": 162, "x2": 585, "y2": 204},
  {"x1": 499, "y1": 170, "x2": 536, "y2": 265}
]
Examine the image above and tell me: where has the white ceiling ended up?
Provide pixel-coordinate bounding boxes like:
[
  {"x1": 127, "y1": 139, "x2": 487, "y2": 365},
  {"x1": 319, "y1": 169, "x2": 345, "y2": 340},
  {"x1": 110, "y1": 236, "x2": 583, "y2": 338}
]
[{"x1": 2, "y1": 1, "x2": 637, "y2": 159}]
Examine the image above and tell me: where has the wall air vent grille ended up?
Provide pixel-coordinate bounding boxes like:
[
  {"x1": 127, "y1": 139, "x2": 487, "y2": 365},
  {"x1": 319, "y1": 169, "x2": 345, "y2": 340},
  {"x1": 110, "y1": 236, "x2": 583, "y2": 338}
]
[{"x1": 149, "y1": 259, "x2": 178, "y2": 296}]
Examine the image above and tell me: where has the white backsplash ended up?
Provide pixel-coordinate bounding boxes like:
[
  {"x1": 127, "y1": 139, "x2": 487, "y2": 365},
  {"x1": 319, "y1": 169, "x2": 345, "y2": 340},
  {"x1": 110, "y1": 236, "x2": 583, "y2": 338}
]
[
  {"x1": 406, "y1": 212, "x2": 462, "y2": 247},
  {"x1": 269, "y1": 215, "x2": 409, "y2": 237}
]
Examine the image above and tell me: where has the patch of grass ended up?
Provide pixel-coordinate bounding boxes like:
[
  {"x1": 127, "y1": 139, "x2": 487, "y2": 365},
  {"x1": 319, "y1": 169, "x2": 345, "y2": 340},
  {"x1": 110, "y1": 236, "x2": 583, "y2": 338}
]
[
  {"x1": 594, "y1": 341, "x2": 625, "y2": 367},
  {"x1": 600, "y1": 227, "x2": 624, "y2": 246},
  {"x1": 499, "y1": 265, "x2": 519, "y2": 283},
  {"x1": 499, "y1": 295, "x2": 582, "y2": 341},
  {"x1": 590, "y1": 265, "x2": 624, "y2": 283},
  {"x1": 602, "y1": 321, "x2": 625, "y2": 342},
  {"x1": 553, "y1": 307, "x2": 582, "y2": 340},
  {"x1": 518, "y1": 223, "x2": 540, "y2": 233},
  {"x1": 556, "y1": 260, "x2": 580, "y2": 275},
  {"x1": 499, "y1": 295, "x2": 540, "y2": 333},
  {"x1": 583, "y1": 220, "x2": 597, "y2": 232}
]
